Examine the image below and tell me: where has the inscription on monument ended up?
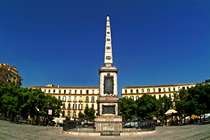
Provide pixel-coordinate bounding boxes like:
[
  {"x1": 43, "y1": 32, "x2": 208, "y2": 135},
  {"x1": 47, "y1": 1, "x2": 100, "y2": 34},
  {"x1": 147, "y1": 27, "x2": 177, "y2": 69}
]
[
  {"x1": 104, "y1": 74, "x2": 113, "y2": 95},
  {"x1": 102, "y1": 105, "x2": 115, "y2": 114}
]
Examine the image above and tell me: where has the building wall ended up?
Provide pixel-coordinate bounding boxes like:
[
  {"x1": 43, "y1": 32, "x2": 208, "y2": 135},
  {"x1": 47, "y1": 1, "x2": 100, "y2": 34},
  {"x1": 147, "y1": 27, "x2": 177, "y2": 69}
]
[
  {"x1": 33, "y1": 83, "x2": 196, "y2": 119},
  {"x1": 0, "y1": 63, "x2": 21, "y2": 86},
  {"x1": 33, "y1": 85, "x2": 99, "y2": 119},
  {"x1": 122, "y1": 84, "x2": 195, "y2": 101}
]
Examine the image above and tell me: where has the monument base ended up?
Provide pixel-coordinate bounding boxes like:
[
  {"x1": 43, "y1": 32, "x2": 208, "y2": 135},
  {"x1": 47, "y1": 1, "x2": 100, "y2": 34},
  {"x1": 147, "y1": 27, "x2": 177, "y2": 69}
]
[{"x1": 95, "y1": 115, "x2": 122, "y2": 133}]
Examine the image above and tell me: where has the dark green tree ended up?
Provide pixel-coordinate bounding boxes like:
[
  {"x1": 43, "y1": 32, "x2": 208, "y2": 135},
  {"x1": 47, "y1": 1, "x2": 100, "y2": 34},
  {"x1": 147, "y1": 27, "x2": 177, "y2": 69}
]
[
  {"x1": 118, "y1": 97, "x2": 137, "y2": 121},
  {"x1": 84, "y1": 107, "x2": 95, "y2": 121},
  {"x1": 136, "y1": 94, "x2": 158, "y2": 120}
]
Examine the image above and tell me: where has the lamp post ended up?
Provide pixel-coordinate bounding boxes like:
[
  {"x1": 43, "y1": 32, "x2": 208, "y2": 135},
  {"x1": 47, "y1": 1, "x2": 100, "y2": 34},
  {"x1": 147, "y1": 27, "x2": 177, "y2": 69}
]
[{"x1": 162, "y1": 102, "x2": 165, "y2": 126}]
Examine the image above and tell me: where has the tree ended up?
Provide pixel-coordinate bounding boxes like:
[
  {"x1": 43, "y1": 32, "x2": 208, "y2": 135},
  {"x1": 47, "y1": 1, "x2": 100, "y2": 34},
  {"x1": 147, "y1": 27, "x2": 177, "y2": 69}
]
[
  {"x1": 0, "y1": 85, "x2": 62, "y2": 124},
  {"x1": 136, "y1": 95, "x2": 158, "y2": 120},
  {"x1": 78, "y1": 112, "x2": 85, "y2": 121},
  {"x1": 175, "y1": 82, "x2": 210, "y2": 124},
  {"x1": 84, "y1": 107, "x2": 95, "y2": 121},
  {"x1": 157, "y1": 95, "x2": 173, "y2": 125},
  {"x1": 118, "y1": 97, "x2": 137, "y2": 121}
]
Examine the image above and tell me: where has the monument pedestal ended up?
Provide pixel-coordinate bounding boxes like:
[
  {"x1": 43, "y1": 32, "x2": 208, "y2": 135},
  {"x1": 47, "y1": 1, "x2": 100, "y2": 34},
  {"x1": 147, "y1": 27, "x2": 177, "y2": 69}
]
[{"x1": 95, "y1": 115, "x2": 122, "y2": 132}]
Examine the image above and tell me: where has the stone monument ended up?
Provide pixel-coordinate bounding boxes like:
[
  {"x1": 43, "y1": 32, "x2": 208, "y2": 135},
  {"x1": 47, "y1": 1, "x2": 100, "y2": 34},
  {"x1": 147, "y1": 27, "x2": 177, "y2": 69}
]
[{"x1": 95, "y1": 16, "x2": 122, "y2": 134}]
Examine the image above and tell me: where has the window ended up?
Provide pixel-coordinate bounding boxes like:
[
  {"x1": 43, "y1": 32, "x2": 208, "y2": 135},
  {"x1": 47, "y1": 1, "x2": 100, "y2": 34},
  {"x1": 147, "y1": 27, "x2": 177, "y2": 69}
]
[
  {"x1": 91, "y1": 96, "x2": 95, "y2": 103},
  {"x1": 63, "y1": 104, "x2": 66, "y2": 109},
  {"x1": 182, "y1": 87, "x2": 185, "y2": 90},
  {"x1": 173, "y1": 87, "x2": 176, "y2": 91},
  {"x1": 59, "y1": 90, "x2": 61, "y2": 94},
  {"x1": 168, "y1": 88, "x2": 171, "y2": 92},
  {"x1": 159, "y1": 94, "x2": 161, "y2": 99},
  {"x1": 131, "y1": 96, "x2": 134, "y2": 100},
  {"x1": 136, "y1": 89, "x2": 139, "y2": 93},
  {"x1": 86, "y1": 90, "x2": 89, "y2": 94},
  {"x1": 142, "y1": 89, "x2": 144, "y2": 93},
  {"x1": 69, "y1": 90, "x2": 71, "y2": 94},
  {"x1": 147, "y1": 88, "x2": 150, "y2": 93},
  {"x1": 75, "y1": 104, "x2": 77, "y2": 110},
  {"x1": 153, "y1": 88, "x2": 156, "y2": 93},
  {"x1": 68, "y1": 103, "x2": 71, "y2": 109},
  {"x1": 163, "y1": 88, "x2": 166, "y2": 92},
  {"x1": 158, "y1": 88, "x2": 161, "y2": 92},
  {"x1": 92, "y1": 104, "x2": 94, "y2": 109},
  {"x1": 63, "y1": 96, "x2": 66, "y2": 101},
  {"x1": 81, "y1": 104, "x2": 83, "y2": 110},
  {"x1": 64, "y1": 90, "x2": 66, "y2": 94},
  {"x1": 107, "y1": 46, "x2": 111, "y2": 50},
  {"x1": 130, "y1": 89, "x2": 133, "y2": 93},
  {"x1": 73, "y1": 104, "x2": 76, "y2": 110},
  {"x1": 92, "y1": 90, "x2": 94, "y2": 94},
  {"x1": 86, "y1": 96, "x2": 89, "y2": 103},
  {"x1": 80, "y1": 90, "x2": 82, "y2": 94},
  {"x1": 169, "y1": 94, "x2": 171, "y2": 99},
  {"x1": 107, "y1": 32, "x2": 110, "y2": 34},
  {"x1": 48, "y1": 89, "x2": 51, "y2": 93},
  {"x1": 53, "y1": 89, "x2": 55, "y2": 93},
  {"x1": 107, "y1": 38, "x2": 110, "y2": 41},
  {"x1": 75, "y1": 90, "x2": 77, "y2": 94},
  {"x1": 136, "y1": 96, "x2": 139, "y2": 100},
  {"x1": 79, "y1": 96, "x2": 82, "y2": 102},
  {"x1": 58, "y1": 96, "x2": 61, "y2": 100},
  {"x1": 124, "y1": 89, "x2": 127, "y2": 94}
]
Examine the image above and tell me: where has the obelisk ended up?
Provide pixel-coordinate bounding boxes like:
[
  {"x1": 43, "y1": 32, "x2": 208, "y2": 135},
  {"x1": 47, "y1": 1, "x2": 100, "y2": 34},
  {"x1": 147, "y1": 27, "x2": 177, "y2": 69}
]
[{"x1": 95, "y1": 16, "x2": 122, "y2": 134}]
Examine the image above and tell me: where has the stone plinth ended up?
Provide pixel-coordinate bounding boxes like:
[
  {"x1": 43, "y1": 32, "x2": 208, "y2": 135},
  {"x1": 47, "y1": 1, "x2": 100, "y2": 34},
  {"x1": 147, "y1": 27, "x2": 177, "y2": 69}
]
[{"x1": 95, "y1": 115, "x2": 122, "y2": 132}]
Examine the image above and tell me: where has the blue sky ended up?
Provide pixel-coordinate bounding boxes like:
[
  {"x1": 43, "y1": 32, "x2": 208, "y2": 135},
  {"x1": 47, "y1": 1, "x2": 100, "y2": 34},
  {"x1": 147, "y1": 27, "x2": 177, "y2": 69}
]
[{"x1": 0, "y1": 0, "x2": 210, "y2": 89}]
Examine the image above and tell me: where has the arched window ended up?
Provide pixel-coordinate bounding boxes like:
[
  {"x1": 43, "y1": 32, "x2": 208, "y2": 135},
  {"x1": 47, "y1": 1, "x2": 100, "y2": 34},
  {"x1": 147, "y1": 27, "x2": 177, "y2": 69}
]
[
  {"x1": 136, "y1": 89, "x2": 139, "y2": 93},
  {"x1": 130, "y1": 89, "x2": 133, "y2": 93},
  {"x1": 158, "y1": 88, "x2": 161, "y2": 92}
]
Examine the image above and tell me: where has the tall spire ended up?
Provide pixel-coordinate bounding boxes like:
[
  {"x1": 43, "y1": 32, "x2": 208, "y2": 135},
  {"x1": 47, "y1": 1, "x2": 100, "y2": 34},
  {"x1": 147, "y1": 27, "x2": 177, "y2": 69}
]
[{"x1": 104, "y1": 16, "x2": 113, "y2": 67}]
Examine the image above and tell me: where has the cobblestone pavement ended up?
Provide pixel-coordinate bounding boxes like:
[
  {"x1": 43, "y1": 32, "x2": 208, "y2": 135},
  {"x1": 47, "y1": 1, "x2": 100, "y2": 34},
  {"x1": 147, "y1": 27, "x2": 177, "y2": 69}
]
[{"x1": 0, "y1": 120, "x2": 210, "y2": 140}]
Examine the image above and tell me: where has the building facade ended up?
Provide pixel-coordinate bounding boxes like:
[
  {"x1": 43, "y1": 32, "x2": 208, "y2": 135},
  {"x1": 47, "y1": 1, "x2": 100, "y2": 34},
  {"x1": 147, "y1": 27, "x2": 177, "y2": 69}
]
[
  {"x1": 122, "y1": 84, "x2": 195, "y2": 100},
  {"x1": 0, "y1": 63, "x2": 21, "y2": 86},
  {"x1": 33, "y1": 84, "x2": 99, "y2": 118}
]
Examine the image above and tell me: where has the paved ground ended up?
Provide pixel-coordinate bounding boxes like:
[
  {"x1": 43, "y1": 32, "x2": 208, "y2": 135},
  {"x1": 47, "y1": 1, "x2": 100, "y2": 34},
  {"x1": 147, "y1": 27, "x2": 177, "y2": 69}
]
[{"x1": 0, "y1": 120, "x2": 210, "y2": 140}]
